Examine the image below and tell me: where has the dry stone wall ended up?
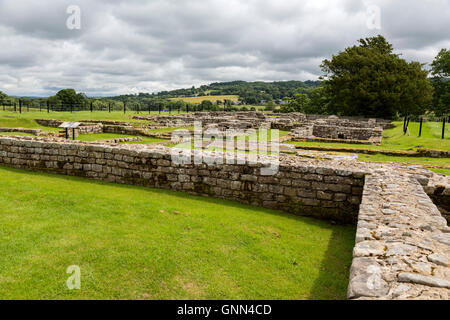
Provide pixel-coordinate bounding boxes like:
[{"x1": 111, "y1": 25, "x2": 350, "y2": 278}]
[
  {"x1": 0, "y1": 136, "x2": 365, "y2": 223},
  {"x1": 349, "y1": 170, "x2": 449, "y2": 300},
  {"x1": 35, "y1": 119, "x2": 103, "y2": 134},
  {"x1": 0, "y1": 127, "x2": 49, "y2": 136}
]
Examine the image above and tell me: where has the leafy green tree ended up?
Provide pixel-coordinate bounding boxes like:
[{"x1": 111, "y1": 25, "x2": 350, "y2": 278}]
[
  {"x1": 280, "y1": 94, "x2": 310, "y2": 113},
  {"x1": 305, "y1": 87, "x2": 329, "y2": 114},
  {"x1": 321, "y1": 35, "x2": 433, "y2": 118},
  {"x1": 51, "y1": 89, "x2": 86, "y2": 109},
  {"x1": 0, "y1": 90, "x2": 8, "y2": 105},
  {"x1": 430, "y1": 49, "x2": 450, "y2": 116},
  {"x1": 431, "y1": 49, "x2": 450, "y2": 78},
  {"x1": 200, "y1": 100, "x2": 213, "y2": 110}
]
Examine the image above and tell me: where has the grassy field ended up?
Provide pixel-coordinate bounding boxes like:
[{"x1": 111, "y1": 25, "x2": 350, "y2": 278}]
[
  {"x1": 289, "y1": 121, "x2": 450, "y2": 174},
  {"x1": 356, "y1": 154, "x2": 449, "y2": 169},
  {"x1": 170, "y1": 95, "x2": 239, "y2": 103},
  {"x1": 1, "y1": 111, "x2": 448, "y2": 173},
  {"x1": 0, "y1": 166, "x2": 354, "y2": 300},
  {"x1": 0, "y1": 132, "x2": 35, "y2": 137},
  {"x1": 76, "y1": 133, "x2": 168, "y2": 144},
  {"x1": 0, "y1": 111, "x2": 177, "y2": 129},
  {"x1": 290, "y1": 121, "x2": 450, "y2": 152}
]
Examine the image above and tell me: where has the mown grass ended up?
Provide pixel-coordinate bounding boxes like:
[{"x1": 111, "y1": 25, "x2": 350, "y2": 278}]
[
  {"x1": 356, "y1": 154, "x2": 449, "y2": 169},
  {"x1": 289, "y1": 121, "x2": 450, "y2": 174},
  {"x1": 0, "y1": 132, "x2": 35, "y2": 137},
  {"x1": 0, "y1": 166, "x2": 355, "y2": 300},
  {"x1": 76, "y1": 133, "x2": 167, "y2": 144},
  {"x1": 0, "y1": 111, "x2": 177, "y2": 129},
  {"x1": 429, "y1": 168, "x2": 450, "y2": 176},
  {"x1": 290, "y1": 121, "x2": 450, "y2": 152}
]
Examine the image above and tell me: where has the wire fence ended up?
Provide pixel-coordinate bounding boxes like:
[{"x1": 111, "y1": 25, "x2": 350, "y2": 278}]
[
  {"x1": 0, "y1": 100, "x2": 241, "y2": 114},
  {"x1": 402, "y1": 115, "x2": 450, "y2": 139}
]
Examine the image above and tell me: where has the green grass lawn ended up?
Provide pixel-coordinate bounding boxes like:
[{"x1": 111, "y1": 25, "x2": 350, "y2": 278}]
[
  {"x1": 289, "y1": 121, "x2": 450, "y2": 174},
  {"x1": 76, "y1": 133, "x2": 167, "y2": 144},
  {"x1": 147, "y1": 126, "x2": 194, "y2": 133},
  {"x1": 356, "y1": 153, "x2": 449, "y2": 169},
  {"x1": 0, "y1": 166, "x2": 355, "y2": 300},
  {"x1": 429, "y1": 168, "x2": 450, "y2": 176},
  {"x1": 0, "y1": 132, "x2": 35, "y2": 137},
  {"x1": 290, "y1": 121, "x2": 450, "y2": 152},
  {"x1": 0, "y1": 111, "x2": 180, "y2": 129}
]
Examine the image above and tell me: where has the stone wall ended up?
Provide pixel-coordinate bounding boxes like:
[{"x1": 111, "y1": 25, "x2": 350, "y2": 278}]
[
  {"x1": 424, "y1": 177, "x2": 450, "y2": 223},
  {"x1": 77, "y1": 124, "x2": 103, "y2": 135},
  {"x1": 0, "y1": 136, "x2": 365, "y2": 223},
  {"x1": 349, "y1": 171, "x2": 449, "y2": 300},
  {"x1": 312, "y1": 125, "x2": 383, "y2": 142},
  {"x1": 0, "y1": 127, "x2": 49, "y2": 136},
  {"x1": 291, "y1": 116, "x2": 384, "y2": 145},
  {"x1": 35, "y1": 119, "x2": 103, "y2": 135}
]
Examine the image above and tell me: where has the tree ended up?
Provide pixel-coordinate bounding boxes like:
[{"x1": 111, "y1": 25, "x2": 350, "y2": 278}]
[
  {"x1": 200, "y1": 100, "x2": 213, "y2": 111},
  {"x1": 321, "y1": 35, "x2": 433, "y2": 118},
  {"x1": 430, "y1": 49, "x2": 450, "y2": 116},
  {"x1": 51, "y1": 89, "x2": 87, "y2": 109},
  {"x1": 305, "y1": 87, "x2": 329, "y2": 114},
  {"x1": 280, "y1": 94, "x2": 310, "y2": 113},
  {"x1": 0, "y1": 90, "x2": 7, "y2": 105}
]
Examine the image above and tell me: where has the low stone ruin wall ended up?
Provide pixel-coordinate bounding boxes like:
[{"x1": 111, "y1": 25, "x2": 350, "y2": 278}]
[
  {"x1": 35, "y1": 119, "x2": 64, "y2": 128},
  {"x1": 0, "y1": 136, "x2": 365, "y2": 223},
  {"x1": 35, "y1": 119, "x2": 103, "y2": 135},
  {"x1": 305, "y1": 115, "x2": 395, "y2": 130},
  {"x1": 0, "y1": 127, "x2": 49, "y2": 136},
  {"x1": 77, "y1": 124, "x2": 103, "y2": 135},
  {"x1": 312, "y1": 125, "x2": 383, "y2": 143},
  {"x1": 349, "y1": 171, "x2": 449, "y2": 300},
  {"x1": 102, "y1": 125, "x2": 171, "y2": 138},
  {"x1": 424, "y1": 181, "x2": 450, "y2": 223}
]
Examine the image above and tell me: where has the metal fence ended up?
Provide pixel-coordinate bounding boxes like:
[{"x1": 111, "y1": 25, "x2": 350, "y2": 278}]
[
  {"x1": 402, "y1": 115, "x2": 450, "y2": 139},
  {"x1": 0, "y1": 100, "x2": 236, "y2": 114}
]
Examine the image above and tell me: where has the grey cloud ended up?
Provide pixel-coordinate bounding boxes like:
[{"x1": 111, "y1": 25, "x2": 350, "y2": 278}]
[{"x1": 0, "y1": 0, "x2": 448, "y2": 96}]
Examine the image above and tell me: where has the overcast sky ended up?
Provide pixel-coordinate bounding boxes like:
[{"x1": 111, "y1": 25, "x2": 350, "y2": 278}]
[{"x1": 0, "y1": 0, "x2": 449, "y2": 97}]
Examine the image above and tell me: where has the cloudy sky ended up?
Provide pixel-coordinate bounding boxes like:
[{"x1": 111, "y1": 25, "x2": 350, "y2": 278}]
[{"x1": 0, "y1": 0, "x2": 449, "y2": 97}]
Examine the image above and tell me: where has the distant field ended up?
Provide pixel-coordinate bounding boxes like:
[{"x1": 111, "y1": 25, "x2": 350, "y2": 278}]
[{"x1": 170, "y1": 95, "x2": 239, "y2": 103}]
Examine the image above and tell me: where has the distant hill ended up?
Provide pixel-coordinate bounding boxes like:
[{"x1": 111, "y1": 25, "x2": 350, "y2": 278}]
[{"x1": 111, "y1": 80, "x2": 322, "y2": 104}]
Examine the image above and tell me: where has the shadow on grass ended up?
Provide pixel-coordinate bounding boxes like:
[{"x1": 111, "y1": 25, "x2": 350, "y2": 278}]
[{"x1": 307, "y1": 227, "x2": 355, "y2": 300}]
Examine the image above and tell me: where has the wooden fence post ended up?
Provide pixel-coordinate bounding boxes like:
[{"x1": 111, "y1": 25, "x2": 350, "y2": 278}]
[
  {"x1": 419, "y1": 118, "x2": 423, "y2": 137},
  {"x1": 443, "y1": 117, "x2": 446, "y2": 140}
]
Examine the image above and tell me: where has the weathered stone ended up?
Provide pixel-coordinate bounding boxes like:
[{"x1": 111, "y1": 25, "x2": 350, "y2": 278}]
[
  {"x1": 398, "y1": 273, "x2": 450, "y2": 289},
  {"x1": 427, "y1": 253, "x2": 449, "y2": 267},
  {"x1": 385, "y1": 243, "x2": 417, "y2": 257},
  {"x1": 353, "y1": 241, "x2": 385, "y2": 257}
]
